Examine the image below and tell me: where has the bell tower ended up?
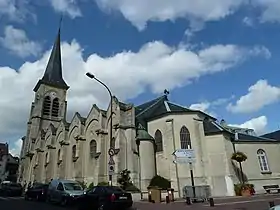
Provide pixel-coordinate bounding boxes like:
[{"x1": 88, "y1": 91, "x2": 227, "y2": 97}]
[{"x1": 20, "y1": 26, "x2": 69, "y2": 184}]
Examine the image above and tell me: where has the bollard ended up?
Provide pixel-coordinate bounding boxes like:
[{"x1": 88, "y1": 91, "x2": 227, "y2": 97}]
[
  {"x1": 166, "y1": 196, "x2": 170, "y2": 204},
  {"x1": 186, "y1": 197, "x2": 191, "y2": 205},
  {"x1": 148, "y1": 194, "x2": 152, "y2": 202},
  {"x1": 269, "y1": 201, "x2": 275, "y2": 208},
  {"x1": 209, "y1": 198, "x2": 214, "y2": 207}
]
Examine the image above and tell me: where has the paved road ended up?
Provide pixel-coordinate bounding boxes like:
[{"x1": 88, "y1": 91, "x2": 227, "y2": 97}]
[{"x1": 0, "y1": 194, "x2": 279, "y2": 210}]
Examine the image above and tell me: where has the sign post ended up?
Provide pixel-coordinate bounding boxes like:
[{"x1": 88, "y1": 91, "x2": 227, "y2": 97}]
[
  {"x1": 173, "y1": 149, "x2": 196, "y2": 201},
  {"x1": 108, "y1": 148, "x2": 115, "y2": 186}
]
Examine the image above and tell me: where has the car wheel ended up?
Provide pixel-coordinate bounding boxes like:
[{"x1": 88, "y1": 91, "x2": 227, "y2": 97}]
[
  {"x1": 36, "y1": 195, "x2": 40, "y2": 201},
  {"x1": 97, "y1": 204, "x2": 104, "y2": 210},
  {"x1": 46, "y1": 195, "x2": 51, "y2": 203},
  {"x1": 60, "y1": 197, "x2": 68, "y2": 206},
  {"x1": 24, "y1": 194, "x2": 29, "y2": 201}
]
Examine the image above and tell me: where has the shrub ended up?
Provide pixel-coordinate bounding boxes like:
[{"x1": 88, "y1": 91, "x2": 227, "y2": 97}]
[
  {"x1": 117, "y1": 169, "x2": 132, "y2": 190},
  {"x1": 125, "y1": 184, "x2": 141, "y2": 193},
  {"x1": 149, "y1": 175, "x2": 171, "y2": 190},
  {"x1": 88, "y1": 182, "x2": 94, "y2": 190},
  {"x1": 97, "y1": 181, "x2": 109, "y2": 186}
]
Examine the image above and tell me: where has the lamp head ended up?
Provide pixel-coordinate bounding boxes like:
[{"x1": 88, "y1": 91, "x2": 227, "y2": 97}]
[{"x1": 86, "y1": 72, "x2": 95, "y2": 79}]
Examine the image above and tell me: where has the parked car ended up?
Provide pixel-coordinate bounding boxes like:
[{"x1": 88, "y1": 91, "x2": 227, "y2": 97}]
[
  {"x1": 47, "y1": 179, "x2": 84, "y2": 206},
  {"x1": 76, "y1": 186, "x2": 133, "y2": 210},
  {"x1": 0, "y1": 182, "x2": 23, "y2": 196},
  {"x1": 25, "y1": 183, "x2": 49, "y2": 201},
  {"x1": 270, "y1": 206, "x2": 280, "y2": 210}
]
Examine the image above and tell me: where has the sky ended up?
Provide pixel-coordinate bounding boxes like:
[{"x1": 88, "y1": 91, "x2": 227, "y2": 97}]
[{"x1": 1, "y1": 0, "x2": 280, "y2": 156}]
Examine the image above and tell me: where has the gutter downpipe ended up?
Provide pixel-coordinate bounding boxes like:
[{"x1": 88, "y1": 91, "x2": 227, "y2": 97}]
[{"x1": 168, "y1": 119, "x2": 181, "y2": 198}]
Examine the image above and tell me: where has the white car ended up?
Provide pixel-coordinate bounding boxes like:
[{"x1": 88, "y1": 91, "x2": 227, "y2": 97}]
[{"x1": 270, "y1": 206, "x2": 280, "y2": 210}]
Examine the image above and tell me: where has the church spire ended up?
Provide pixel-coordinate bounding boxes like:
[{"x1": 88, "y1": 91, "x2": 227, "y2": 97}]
[{"x1": 33, "y1": 21, "x2": 69, "y2": 92}]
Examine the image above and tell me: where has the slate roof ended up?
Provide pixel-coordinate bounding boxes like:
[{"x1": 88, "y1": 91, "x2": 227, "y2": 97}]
[
  {"x1": 203, "y1": 120, "x2": 224, "y2": 135},
  {"x1": 135, "y1": 95, "x2": 215, "y2": 128},
  {"x1": 136, "y1": 124, "x2": 154, "y2": 141},
  {"x1": 260, "y1": 130, "x2": 280, "y2": 140},
  {"x1": 235, "y1": 133, "x2": 278, "y2": 142},
  {"x1": 34, "y1": 28, "x2": 69, "y2": 92},
  {"x1": 203, "y1": 119, "x2": 278, "y2": 142}
]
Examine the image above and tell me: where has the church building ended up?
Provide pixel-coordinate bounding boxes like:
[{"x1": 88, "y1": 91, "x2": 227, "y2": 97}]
[{"x1": 18, "y1": 29, "x2": 280, "y2": 197}]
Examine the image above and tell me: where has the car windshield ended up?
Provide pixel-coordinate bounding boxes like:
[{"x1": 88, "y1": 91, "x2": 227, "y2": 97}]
[
  {"x1": 104, "y1": 186, "x2": 124, "y2": 193},
  {"x1": 63, "y1": 183, "x2": 82, "y2": 191}
]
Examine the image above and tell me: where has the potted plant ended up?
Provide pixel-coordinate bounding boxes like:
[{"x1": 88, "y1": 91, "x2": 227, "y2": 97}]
[
  {"x1": 234, "y1": 183, "x2": 255, "y2": 196},
  {"x1": 231, "y1": 151, "x2": 254, "y2": 196},
  {"x1": 231, "y1": 151, "x2": 247, "y2": 184}
]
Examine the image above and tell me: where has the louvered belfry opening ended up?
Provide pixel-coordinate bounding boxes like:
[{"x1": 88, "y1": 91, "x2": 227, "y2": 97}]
[
  {"x1": 52, "y1": 98, "x2": 59, "y2": 117},
  {"x1": 42, "y1": 96, "x2": 51, "y2": 115}
]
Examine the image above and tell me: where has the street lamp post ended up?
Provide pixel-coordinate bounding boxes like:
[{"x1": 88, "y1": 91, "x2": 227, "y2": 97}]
[{"x1": 86, "y1": 72, "x2": 114, "y2": 185}]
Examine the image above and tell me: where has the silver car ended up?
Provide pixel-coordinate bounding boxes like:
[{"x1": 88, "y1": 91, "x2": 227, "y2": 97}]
[
  {"x1": 270, "y1": 206, "x2": 280, "y2": 210},
  {"x1": 47, "y1": 179, "x2": 85, "y2": 206}
]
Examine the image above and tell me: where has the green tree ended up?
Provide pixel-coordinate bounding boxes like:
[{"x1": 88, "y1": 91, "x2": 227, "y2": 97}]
[
  {"x1": 88, "y1": 182, "x2": 94, "y2": 190},
  {"x1": 149, "y1": 175, "x2": 171, "y2": 190},
  {"x1": 117, "y1": 169, "x2": 132, "y2": 190}
]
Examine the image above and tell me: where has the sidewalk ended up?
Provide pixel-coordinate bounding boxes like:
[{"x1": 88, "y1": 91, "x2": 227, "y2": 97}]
[{"x1": 134, "y1": 194, "x2": 280, "y2": 210}]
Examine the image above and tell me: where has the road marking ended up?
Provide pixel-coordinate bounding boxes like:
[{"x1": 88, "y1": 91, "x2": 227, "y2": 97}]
[{"x1": 204, "y1": 197, "x2": 280, "y2": 206}]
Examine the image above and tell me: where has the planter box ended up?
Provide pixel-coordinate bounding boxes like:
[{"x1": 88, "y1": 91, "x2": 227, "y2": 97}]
[{"x1": 241, "y1": 189, "x2": 251, "y2": 197}]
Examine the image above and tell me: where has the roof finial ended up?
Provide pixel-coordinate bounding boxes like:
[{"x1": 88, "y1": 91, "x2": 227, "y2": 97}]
[{"x1": 164, "y1": 89, "x2": 169, "y2": 96}]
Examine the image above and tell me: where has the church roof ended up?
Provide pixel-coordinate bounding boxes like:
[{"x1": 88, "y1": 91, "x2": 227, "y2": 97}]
[
  {"x1": 135, "y1": 95, "x2": 215, "y2": 127},
  {"x1": 203, "y1": 119, "x2": 278, "y2": 142},
  {"x1": 33, "y1": 28, "x2": 69, "y2": 92},
  {"x1": 136, "y1": 124, "x2": 154, "y2": 141},
  {"x1": 260, "y1": 130, "x2": 280, "y2": 140}
]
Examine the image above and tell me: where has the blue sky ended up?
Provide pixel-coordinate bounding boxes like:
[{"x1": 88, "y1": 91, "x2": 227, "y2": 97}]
[{"x1": 1, "y1": 0, "x2": 280, "y2": 155}]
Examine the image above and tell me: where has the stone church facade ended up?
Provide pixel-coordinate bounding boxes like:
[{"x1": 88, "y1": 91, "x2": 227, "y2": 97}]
[{"x1": 18, "y1": 29, "x2": 280, "y2": 197}]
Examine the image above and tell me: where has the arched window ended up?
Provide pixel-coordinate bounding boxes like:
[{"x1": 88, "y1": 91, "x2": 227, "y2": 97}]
[
  {"x1": 72, "y1": 145, "x2": 77, "y2": 159},
  {"x1": 42, "y1": 96, "x2": 51, "y2": 115},
  {"x1": 257, "y1": 149, "x2": 270, "y2": 172},
  {"x1": 51, "y1": 98, "x2": 59, "y2": 117},
  {"x1": 90, "y1": 140, "x2": 97, "y2": 158},
  {"x1": 154, "y1": 130, "x2": 163, "y2": 152},
  {"x1": 57, "y1": 149, "x2": 61, "y2": 161},
  {"x1": 180, "y1": 126, "x2": 192, "y2": 149}
]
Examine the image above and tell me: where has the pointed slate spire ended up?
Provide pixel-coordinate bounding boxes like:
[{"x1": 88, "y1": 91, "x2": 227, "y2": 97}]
[{"x1": 33, "y1": 18, "x2": 69, "y2": 92}]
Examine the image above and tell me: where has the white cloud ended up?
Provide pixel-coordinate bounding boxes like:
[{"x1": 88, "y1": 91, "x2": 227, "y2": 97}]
[
  {"x1": 227, "y1": 80, "x2": 280, "y2": 113},
  {"x1": 0, "y1": 39, "x2": 269, "y2": 141},
  {"x1": 9, "y1": 138, "x2": 22, "y2": 157},
  {"x1": 95, "y1": 0, "x2": 245, "y2": 30},
  {"x1": 93, "y1": 0, "x2": 280, "y2": 30},
  {"x1": 189, "y1": 102, "x2": 217, "y2": 117},
  {"x1": 0, "y1": 25, "x2": 42, "y2": 58},
  {"x1": 0, "y1": 0, "x2": 31, "y2": 21},
  {"x1": 189, "y1": 95, "x2": 234, "y2": 117},
  {"x1": 189, "y1": 102, "x2": 210, "y2": 112},
  {"x1": 253, "y1": 0, "x2": 280, "y2": 23},
  {"x1": 48, "y1": 0, "x2": 82, "y2": 18},
  {"x1": 243, "y1": 16, "x2": 254, "y2": 27},
  {"x1": 229, "y1": 115, "x2": 268, "y2": 135}
]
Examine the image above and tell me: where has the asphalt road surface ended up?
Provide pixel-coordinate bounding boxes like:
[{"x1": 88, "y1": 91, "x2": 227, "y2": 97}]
[{"x1": 1, "y1": 194, "x2": 280, "y2": 210}]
